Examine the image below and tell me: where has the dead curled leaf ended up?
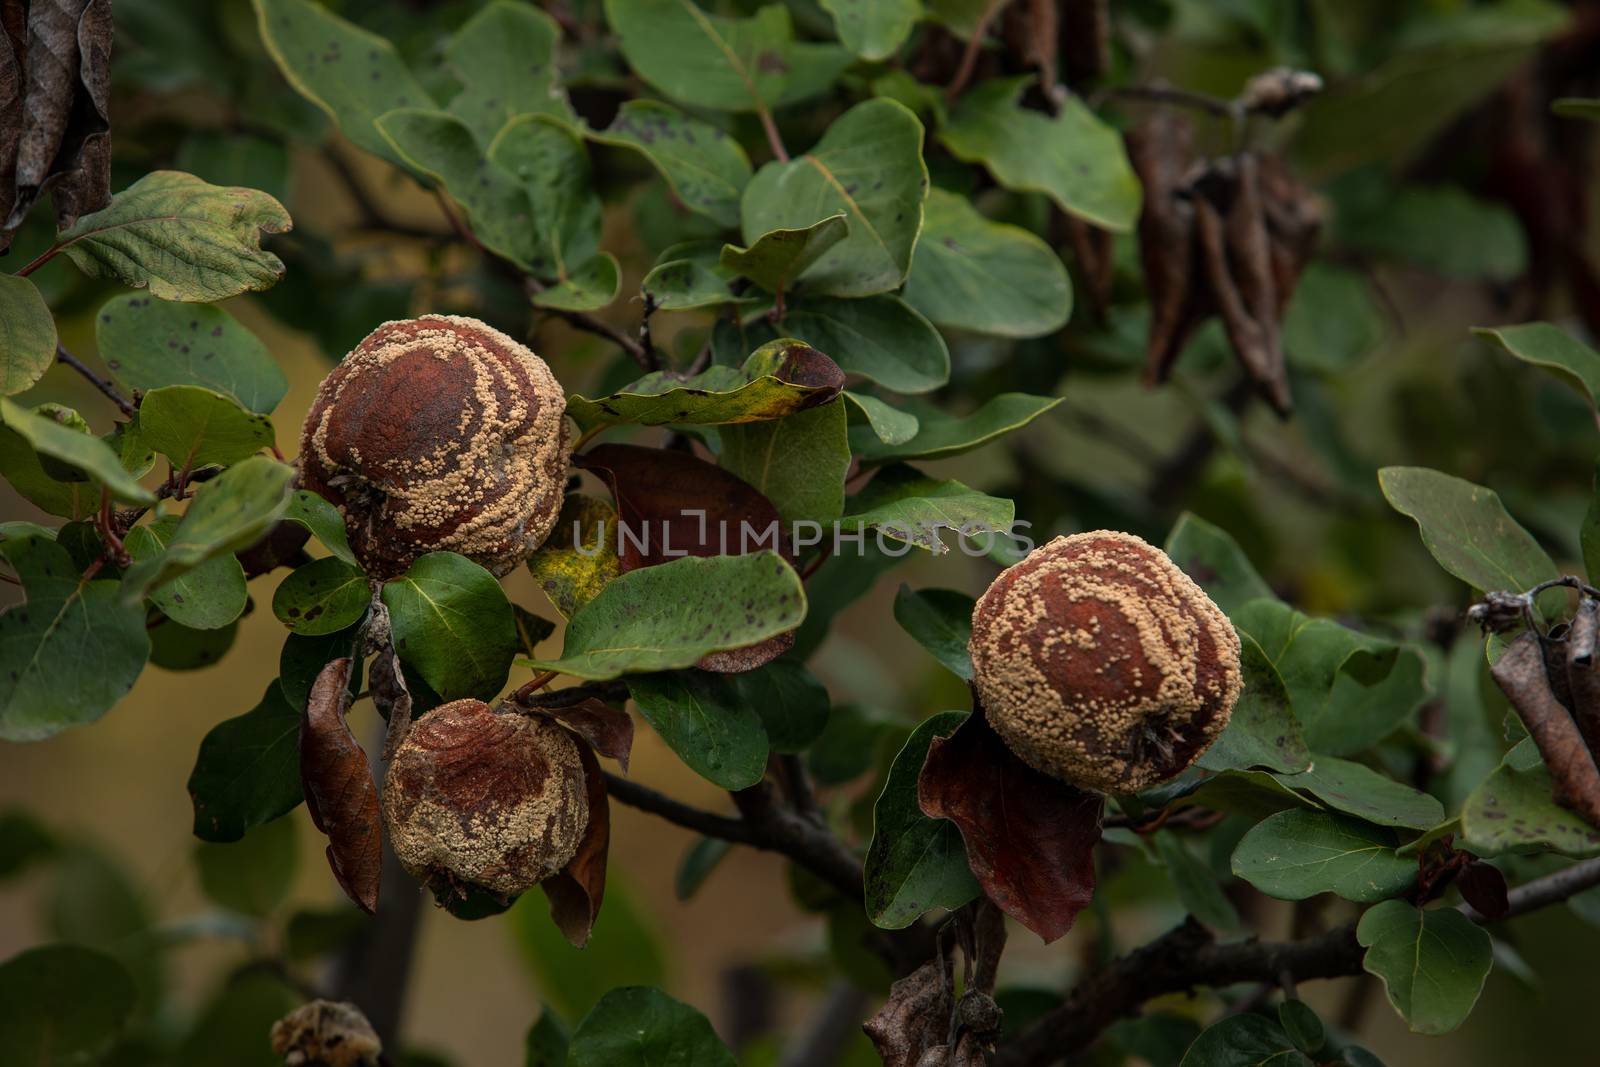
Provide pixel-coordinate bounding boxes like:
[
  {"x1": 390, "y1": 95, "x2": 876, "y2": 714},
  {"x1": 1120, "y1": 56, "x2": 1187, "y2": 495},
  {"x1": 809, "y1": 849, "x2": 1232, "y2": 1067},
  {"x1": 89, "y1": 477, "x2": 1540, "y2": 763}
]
[
  {"x1": 917, "y1": 704, "x2": 1104, "y2": 944},
  {"x1": 1490, "y1": 629, "x2": 1600, "y2": 828},
  {"x1": 863, "y1": 958, "x2": 952, "y2": 1067},
  {"x1": 301, "y1": 657, "x2": 383, "y2": 914},
  {"x1": 512, "y1": 690, "x2": 634, "y2": 773},
  {"x1": 539, "y1": 740, "x2": 610, "y2": 947}
]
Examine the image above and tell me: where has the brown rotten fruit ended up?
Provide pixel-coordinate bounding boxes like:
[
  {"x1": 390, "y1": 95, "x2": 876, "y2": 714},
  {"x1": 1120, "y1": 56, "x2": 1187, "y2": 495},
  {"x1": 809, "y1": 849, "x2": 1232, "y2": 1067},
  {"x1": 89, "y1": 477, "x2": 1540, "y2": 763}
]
[
  {"x1": 968, "y1": 531, "x2": 1242, "y2": 793},
  {"x1": 383, "y1": 699, "x2": 589, "y2": 900},
  {"x1": 300, "y1": 315, "x2": 568, "y2": 578}
]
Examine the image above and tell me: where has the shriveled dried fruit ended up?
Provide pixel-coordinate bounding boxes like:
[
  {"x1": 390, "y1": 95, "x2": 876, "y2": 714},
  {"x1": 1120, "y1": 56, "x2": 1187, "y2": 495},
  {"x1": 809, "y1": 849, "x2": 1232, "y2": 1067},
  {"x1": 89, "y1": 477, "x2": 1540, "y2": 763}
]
[
  {"x1": 383, "y1": 698, "x2": 589, "y2": 901},
  {"x1": 269, "y1": 999, "x2": 381, "y2": 1067},
  {"x1": 300, "y1": 315, "x2": 569, "y2": 579},
  {"x1": 968, "y1": 531, "x2": 1242, "y2": 793}
]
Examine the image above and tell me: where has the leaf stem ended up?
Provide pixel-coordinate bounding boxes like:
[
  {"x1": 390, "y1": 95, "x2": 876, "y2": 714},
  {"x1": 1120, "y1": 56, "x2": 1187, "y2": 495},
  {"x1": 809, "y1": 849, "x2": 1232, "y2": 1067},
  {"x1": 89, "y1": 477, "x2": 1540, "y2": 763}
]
[
  {"x1": 525, "y1": 276, "x2": 657, "y2": 371},
  {"x1": 56, "y1": 345, "x2": 136, "y2": 417},
  {"x1": 756, "y1": 103, "x2": 790, "y2": 162},
  {"x1": 13, "y1": 244, "x2": 60, "y2": 277},
  {"x1": 946, "y1": 0, "x2": 1009, "y2": 103}
]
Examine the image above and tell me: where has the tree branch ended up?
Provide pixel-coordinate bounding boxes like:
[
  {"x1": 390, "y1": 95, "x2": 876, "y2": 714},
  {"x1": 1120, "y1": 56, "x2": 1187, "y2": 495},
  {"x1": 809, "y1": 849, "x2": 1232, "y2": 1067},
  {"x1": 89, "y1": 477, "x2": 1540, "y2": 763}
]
[
  {"x1": 524, "y1": 277, "x2": 657, "y2": 372},
  {"x1": 56, "y1": 345, "x2": 135, "y2": 417}
]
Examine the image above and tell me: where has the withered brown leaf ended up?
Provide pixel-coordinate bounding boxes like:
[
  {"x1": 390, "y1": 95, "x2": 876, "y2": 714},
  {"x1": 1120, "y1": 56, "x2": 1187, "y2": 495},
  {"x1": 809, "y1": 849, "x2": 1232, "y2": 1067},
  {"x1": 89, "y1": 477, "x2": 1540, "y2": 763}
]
[
  {"x1": 1491, "y1": 630, "x2": 1600, "y2": 828},
  {"x1": 863, "y1": 958, "x2": 951, "y2": 1067},
  {"x1": 513, "y1": 690, "x2": 634, "y2": 773},
  {"x1": 539, "y1": 741, "x2": 610, "y2": 947},
  {"x1": 301, "y1": 657, "x2": 383, "y2": 914}
]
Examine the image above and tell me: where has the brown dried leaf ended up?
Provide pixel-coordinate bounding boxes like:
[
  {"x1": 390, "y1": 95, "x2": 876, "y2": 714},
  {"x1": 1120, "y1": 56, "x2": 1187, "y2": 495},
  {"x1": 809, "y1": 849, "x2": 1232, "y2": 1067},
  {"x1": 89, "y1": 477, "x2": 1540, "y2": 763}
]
[
  {"x1": 515, "y1": 692, "x2": 634, "y2": 773},
  {"x1": 0, "y1": 1, "x2": 25, "y2": 241},
  {"x1": 370, "y1": 638, "x2": 414, "y2": 764},
  {"x1": 1128, "y1": 113, "x2": 1202, "y2": 384},
  {"x1": 269, "y1": 1000, "x2": 382, "y2": 1067},
  {"x1": 698, "y1": 630, "x2": 795, "y2": 674},
  {"x1": 917, "y1": 705, "x2": 1103, "y2": 943},
  {"x1": 1459, "y1": 860, "x2": 1509, "y2": 920},
  {"x1": 301, "y1": 657, "x2": 383, "y2": 914},
  {"x1": 1491, "y1": 630, "x2": 1600, "y2": 828},
  {"x1": 863, "y1": 959, "x2": 951, "y2": 1067},
  {"x1": 1001, "y1": 0, "x2": 1058, "y2": 91},
  {"x1": 540, "y1": 741, "x2": 610, "y2": 947}
]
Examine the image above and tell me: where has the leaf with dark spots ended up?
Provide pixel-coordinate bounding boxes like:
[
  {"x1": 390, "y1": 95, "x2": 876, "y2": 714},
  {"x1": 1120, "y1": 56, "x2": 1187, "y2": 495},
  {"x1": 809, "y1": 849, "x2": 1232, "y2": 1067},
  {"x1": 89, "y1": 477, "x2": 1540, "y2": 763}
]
[
  {"x1": 575, "y1": 443, "x2": 789, "y2": 570},
  {"x1": 515, "y1": 692, "x2": 634, "y2": 773},
  {"x1": 862, "y1": 958, "x2": 951, "y2": 1067},
  {"x1": 540, "y1": 741, "x2": 609, "y2": 947},
  {"x1": 917, "y1": 704, "x2": 1103, "y2": 943},
  {"x1": 300, "y1": 657, "x2": 382, "y2": 914}
]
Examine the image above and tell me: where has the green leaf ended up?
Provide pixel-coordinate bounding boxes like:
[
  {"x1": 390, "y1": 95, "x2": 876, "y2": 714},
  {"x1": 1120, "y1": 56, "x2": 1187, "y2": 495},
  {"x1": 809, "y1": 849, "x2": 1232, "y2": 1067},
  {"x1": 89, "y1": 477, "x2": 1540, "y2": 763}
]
[
  {"x1": 1475, "y1": 322, "x2": 1600, "y2": 422},
  {"x1": 719, "y1": 398, "x2": 850, "y2": 525},
  {"x1": 721, "y1": 214, "x2": 849, "y2": 294},
  {"x1": 1231, "y1": 810, "x2": 1414, "y2": 903},
  {"x1": 0, "y1": 945, "x2": 136, "y2": 1064},
  {"x1": 1379, "y1": 466, "x2": 1558, "y2": 594},
  {"x1": 0, "y1": 536, "x2": 150, "y2": 742},
  {"x1": 252, "y1": 0, "x2": 436, "y2": 168},
  {"x1": 852, "y1": 393, "x2": 1059, "y2": 464},
  {"x1": 565, "y1": 339, "x2": 841, "y2": 432},
  {"x1": 137, "y1": 385, "x2": 276, "y2": 468},
  {"x1": 1283, "y1": 263, "x2": 1384, "y2": 374},
  {"x1": 278, "y1": 624, "x2": 365, "y2": 711},
  {"x1": 1278, "y1": 1000, "x2": 1325, "y2": 1056},
  {"x1": 520, "y1": 551, "x2": 806, "y2": 680},
  {"x1": 845, "y1": 390, "x2": 919, "y2": 445},
  {"x1": 1275, "y1": 757, "x2": 1444, "y2": 831},
  {"x1": 0, "y1": 274, "x2": 58, "y2": 396},
  {"x1": 526, "y1": 1011, "x2": 571, "y2": 1067},
  {"x1": 511, "y1": 878, "x2": 665, "y2": 1019},
  {"x1": 175, "y1": 969, "x2": 299, "y2": 1067},
  {"x1": 1554, "y1": 97, "x2": 1600, "y2": 120},
  {"x1": 865, "y1": 710, "x2": 979, "y2": 929},
  {"x1": 282, "y1": 489, "x2": 355, "y2": 566},
  {"x1": 381, "y1": 551, "x2": 518, "y2": 701},
  {"x1": 488, "y1": 114, "x2": 604, "y2": 280},
  {"x1": 777, "y1": 42, "x2": 854, "y2": 106},
  {"x1": 1154, "y1": 830, "x2": 1239, "y2": 931},
  {"x1": 604, "y1": 0, "x2": 792, "y2": 112},
  {"x1": 444, "y1": 0, "x2": 573, "y2": 148},
  {"x1": 733, "y1": 659, "x2": 830, "y2": 752},
  {"x1": 150, "y1": 617, "x2": 238, "y2": 671},
  {"x1": 783, "y1": 295, "x2": 949, "y2": 393},
  {"x1": 1461, "y1": 747, "x2": 1600, "y2": 858},
  {"x1": 588, "y1": 101, "x2": 752, "y2": 228},
  {"x1": 1178, "y1": 1014, "x2": 1313, "y2": 1067},
  {"x1": 741, "y1": 99, "x2": 928, "y2": 298},
  {"x1": 892, "y1": 585, "x2": 973, "y2": 679},
  {"x1": 840, "y1": 463, "x2": 1013, "y2": 554},
  {"x1": 188, "y1": 683, "x2": 304, "y2": 842},
  {"x1": 1195, "y1": 634, "x2": 1310, "y2": 775},
  {"x1": 568, "y1": 986, "x2": 735, "y2": 1067},
  {"x1": 1339, "y1": 184, "x2": 1525, "y2": 281},
  {"x1": 531, "y1": 252, "x2": 622, "y2": 312},
  {"x1": 119, "y1": 456, "x2": 295, "y2": 604},
  {"x1": 940, "y1": 78, "x2": 1140, "y2": 232},
  {"x1": 1357, "y1": 900, "x2": 1492, "y2": 1034},
  {"x1": 273, "y1": 557, "x2": 370, "y2": 636},
  {"x1": 125, "y1": 515, "x2": 249, "y2": 630},
  {"x1": 1164, "y1": 512, "x2": 1274, "y2": 616},
  {"x1": 94, "y1": 295, "x2": 288, "y2": 415},
  {"x1": 902, "y1": 188, "x2": 1071, "y2": 337},
  {"x1": 627, "y1": 670, "x2": 770, "y2": 789},
  {"x1": 642, "y1": 242, "x2": 756, "y2": 311},
  {"x1": 821, "y1": 0, "x2": 920, "y2": 59},
  {"x1": 527, "y1": 493, "x2": 621, "y2": 619},
  {"x1": 194, "y1": 817, "x2": 298, "y2": 917},
  {"x1": 55, "y1": 171, "x2": 292, "y2": 301},
  {"x1": 0, "y1": 398, "x2": 155, "y2": 504}
]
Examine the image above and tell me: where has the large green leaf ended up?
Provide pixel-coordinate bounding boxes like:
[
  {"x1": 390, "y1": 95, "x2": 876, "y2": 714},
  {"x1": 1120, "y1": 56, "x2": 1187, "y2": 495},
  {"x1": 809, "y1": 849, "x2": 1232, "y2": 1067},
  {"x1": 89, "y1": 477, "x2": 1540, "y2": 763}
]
[
  {"x1": 864, "y1": 710, "x2": 979, "y2": 928},
  {"x1": 0, "y1": 945, "x2": 137, "y2": 1064},
  {"x1": 444, "y1": 0, "x2": 573, "y2": 148},
  {"x1": 531, "y1": 252, "x2": 622, "y2": 312},
  {"x1": 1154, "y1": 830, "x2": 1239, "y2": 932},
  {"x1": 719, "y1": 398, "x2": 850, "y2": 525},
  {"x1": 1379, "y1": 466, "x2": 1557, "y2": 594},
  {"x1": 1163, "y1": 512, "x2": 1274, "y2": 616},
  {"x1": 1475, "y1": 322, "x2": 1600, "y2": 423},
  {"x1": 892, "y1": 585, "x2": 974, "y2": 679},
  {"x1": 733, "y1": 659, "x2": 830, "y2": 752},
  {"x1": 568, "y1": 986, "x2": 735, "y2": 1067},
  {"x1": 488, "y1": 113, "x2": 604, "y2": 279},
  {"x1": 137, "y1": 385, "x2": 276, "y2": 468},
  {"x1": 253, "y1": 0, "x2": 435, "y2": 168},
  {"x1": 1283, "y1": 262, "x2": 1385, "y2": 374},
  {"x1": 852, "y1": 393, "x2": 1059, "y2": 464},
  {"x1": 381, "y1": 551, "x2": 518, "y2": 701},
  {"x1": 282, "y1": 490, "x2": 355, "y2": 567},
  {"x1": 272, "y1": 557, "x2": 371, "y2": 636},
  {"x1": 627, "y1": 670, "x2": 769, "y2": 789},
  {"x1": 1338, "y1": 184, "x2": 1525, "y2": 281},
  {"x1": 0, "y1": 536, "x2": 150, "y2": 742},
  {"x1": 194, "y1": 817, "x2": 298, "y2": 917},
  {"x1": 1178, "y1": 1014, "x2": 1313, "y2": 1067},
  {"x1": 821, "y1": 0, "x2": 920, "y2": 59},
  {"x1": 720, "y1": 214, "x2": 849, "y2": 294},
  {"x1": 0, "y1": 398, "x2": 154, "y2": 505},
  {"x1": 840, "y1": 464, "x2": 1013, "y2": 554},
  {"x1": 187, "y1": 684, "x2": 305, "y2": 844},
  {"x1": 119, "y1": 456, "x2": 295, "y2": 604},
  {"x1": 55, "y1": 171, "x2": 291, "y2": 301},
  {"x1": 940, "y1": 78, "x2": 1140, "y2": 231},
  {"x1": 1231, "y1": 810, "x2": 1414, "y2": 903},
  {"x1": 1357, "y1": 900, "x2": 1492, "y2": 1035},
  {"x1": 125, "y1": 515, "x2": 249, "y2": 630},
  {"x1": 845, "y1": 390, "x2": 920, "y2": 445},
  {"x1": 94, "y1": 295, "x2": 287, "y2": 415},
  {"x1": 1461, "y1": 745, "x2": 1600, "y2": 858},
  {"x1": 520, "y1": 552, "x2": 806, "y2": 680},
  {"x1": 902, "y1": 188, "x2": 1071, "y2": 337},
  {"x1": 642, "y1": 241, "x2": 758, "y2": 311},
  {"x1": 588, "y1": 101, "x2": 751, "y2": 229},
  {"x1": 1275, "y1": 757, "x2": 1444, "y2": 831},
  {"x1": 1195, "y1": 634, "x2": 1309, "y2": 775},
  {"x1": 741, "y1": 99, "x2": 927, "y2": 298},
  {"x1": 0, "y1": 274, "x2": 57, "y2": 397},
  {"x1": 604, "y1": 0, "x2": 792, "y2": 112},
  {"x1": 782, "y1": 295, "x2": 949, "y2": 393}
]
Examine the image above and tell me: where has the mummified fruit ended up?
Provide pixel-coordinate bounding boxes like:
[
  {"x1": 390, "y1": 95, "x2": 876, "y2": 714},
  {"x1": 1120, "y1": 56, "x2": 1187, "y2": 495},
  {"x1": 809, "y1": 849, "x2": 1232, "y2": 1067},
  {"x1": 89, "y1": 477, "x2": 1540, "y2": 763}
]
[
  {"x1": 968, "y1": 531, "x2": 1242, "y2": 793},
  {"x1": 383, "y1": 699, "x2": 589, "y2": 899},
  {"x1": 300, "y1": 315, "x2": 568, "y2": 579},
  {"x1": 270, "y1": 1000, "x2": 382, "y2": 1067}
]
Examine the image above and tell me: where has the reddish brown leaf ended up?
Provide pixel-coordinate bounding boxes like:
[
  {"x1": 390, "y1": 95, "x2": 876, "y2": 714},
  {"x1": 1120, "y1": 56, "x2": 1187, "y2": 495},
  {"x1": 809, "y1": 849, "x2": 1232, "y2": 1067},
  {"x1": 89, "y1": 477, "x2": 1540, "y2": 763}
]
[
  {"x1": 756, "y1": 341, "x2": 846, "y2": 398},
  {"x1": 369, "y1": 636, "x2": 414, "y2": 764},
  {"x1": 862, "y1": 958, "x2": 951, "y2": 1067},
  {"x1": 540, "y1": 741, "x2": 610, "y2": 947},
  {"x1": 1128, "y1": 113, "x2": 1203, "y2": 385},
  {"x1": 0, "y1": 1, "x2": 25, "y2": 241},
  {"x1": 514, "y1": 691, "x2": 634, "y2": 773},
  {"x1": 235, "y1": 519, "x2": 313, "y2": 579},
  {"x1": 1460, "y1": 861, "x2": 1510, "y2": 920},
  {"x1": 918, "y1": 705, "x2": 1104, "y2": 943},
  {"x1": 301, "y1": 657, "x2": 383, "y2": 914},
  {"x1": 1491, "y1": 630, "x2": 1600, "y2": 828},
  {"x1": 698, "y1": 630, "x2": 795, "y2": 674}
]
